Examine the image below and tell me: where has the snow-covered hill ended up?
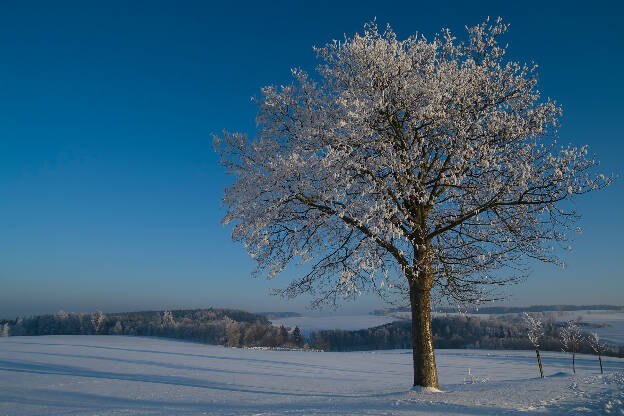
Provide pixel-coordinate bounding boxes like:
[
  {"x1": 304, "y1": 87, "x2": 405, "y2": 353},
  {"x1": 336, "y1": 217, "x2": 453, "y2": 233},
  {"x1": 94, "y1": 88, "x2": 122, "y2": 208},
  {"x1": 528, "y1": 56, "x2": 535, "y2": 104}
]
[{"x1": 1, "y1": 335, "x2": 623, "y2": 415}]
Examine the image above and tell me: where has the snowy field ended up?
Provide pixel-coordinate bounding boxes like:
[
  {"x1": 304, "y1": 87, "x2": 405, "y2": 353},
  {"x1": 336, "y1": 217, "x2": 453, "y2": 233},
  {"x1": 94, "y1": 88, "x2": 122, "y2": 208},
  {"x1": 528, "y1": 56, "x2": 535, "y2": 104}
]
[{"x1": 1, "y1": 336, "x2": 623, "y2": 415}]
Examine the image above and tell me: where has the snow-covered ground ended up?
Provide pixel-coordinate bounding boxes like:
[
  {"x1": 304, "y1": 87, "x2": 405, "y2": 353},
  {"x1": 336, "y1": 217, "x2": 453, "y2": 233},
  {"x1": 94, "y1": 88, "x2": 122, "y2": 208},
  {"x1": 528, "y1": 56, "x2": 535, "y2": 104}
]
[{"x1": 1, "y1": 336, "x2": 623, "y2": 415}]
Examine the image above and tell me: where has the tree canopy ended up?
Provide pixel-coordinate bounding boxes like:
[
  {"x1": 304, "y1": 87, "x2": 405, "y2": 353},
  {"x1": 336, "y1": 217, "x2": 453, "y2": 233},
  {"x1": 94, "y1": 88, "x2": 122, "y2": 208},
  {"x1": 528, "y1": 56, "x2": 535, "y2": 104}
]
[{"x1": 216, "y1": 18, "x2": 610, "y2": 307}]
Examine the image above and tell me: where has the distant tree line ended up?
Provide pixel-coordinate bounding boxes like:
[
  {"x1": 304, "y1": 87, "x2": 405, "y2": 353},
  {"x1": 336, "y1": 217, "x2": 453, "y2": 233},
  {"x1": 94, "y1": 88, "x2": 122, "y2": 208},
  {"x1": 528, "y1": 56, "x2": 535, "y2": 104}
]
[
  {"x1": 0, "y1": 308, "x2": 304, "y2": 349},
  {"x1": 2, "y1": 309, "x2": 622, "y2": 358},
  {"x1": 372, "y1": 304, "x2": 624, "y2": 316},
  {"x1": 308, "y1": 314, "x2": 624, "y2": 358}
]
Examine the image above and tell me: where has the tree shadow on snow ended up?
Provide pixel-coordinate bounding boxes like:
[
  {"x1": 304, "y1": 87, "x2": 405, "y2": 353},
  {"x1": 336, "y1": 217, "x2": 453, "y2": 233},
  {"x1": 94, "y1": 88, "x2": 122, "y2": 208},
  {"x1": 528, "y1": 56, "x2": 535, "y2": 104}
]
[
  {"x1": 7, "y1": 339, "x2": 401, "y2": 377},
  {"x1": 3, "y1": 349, "x2": 363, "y2": 383},
  {"x1": 0, "y1": 385, "x2": 569, "y2": 416},
  {"x1": 0, "y1": 358, "x2": 405, "y2": 399}
]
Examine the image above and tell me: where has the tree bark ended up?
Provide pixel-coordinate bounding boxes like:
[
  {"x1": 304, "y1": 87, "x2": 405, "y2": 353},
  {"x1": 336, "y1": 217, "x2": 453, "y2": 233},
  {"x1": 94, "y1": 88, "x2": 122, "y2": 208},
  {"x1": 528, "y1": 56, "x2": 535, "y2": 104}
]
[
  {"x1": 409, "y1": 281, "x2": 439, "y2": 389},
  {"x1": 536, "y1": 349, "x2": 544, "y2": 378}
]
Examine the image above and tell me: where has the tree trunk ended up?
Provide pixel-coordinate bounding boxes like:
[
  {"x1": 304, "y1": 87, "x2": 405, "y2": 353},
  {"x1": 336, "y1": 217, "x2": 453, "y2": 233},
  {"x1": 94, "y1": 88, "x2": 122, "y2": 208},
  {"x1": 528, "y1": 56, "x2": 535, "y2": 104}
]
[
  {"x1": 536, "y1": 349, "x2": 544, "y2": 378},
  {"x1": 599, "y1": 354, "x2": 603, "y2": 374},
  {"x1": 409, "y1": 282, "x2": 439, "y2": 389},
  {"x1": 572, "y1": 351, "x2": 576, "y2": 374}
]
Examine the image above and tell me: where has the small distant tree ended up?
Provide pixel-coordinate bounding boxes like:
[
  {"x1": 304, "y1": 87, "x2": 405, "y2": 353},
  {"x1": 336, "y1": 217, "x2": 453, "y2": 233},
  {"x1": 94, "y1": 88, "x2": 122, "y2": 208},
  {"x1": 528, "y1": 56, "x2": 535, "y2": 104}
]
[
  {"x1": 314, "y1": 332, "x2": 329, "y2": 351},
  {"x1": 279, "y1": 325, "x2": 289, "y2": 346},
  {"x1": 0, "y1": 323, "x2": 9, "y2": 337},
  {"x1": 111, "y1": 320, "x2": 124, "y2": 335},
  {"x1": 292, "y1": 326, "x2": 302, "y2": 347},
  {"x1": 12, "y1": 317, "x2": 24, "y2": 336},
  {"x1": 243, "y1": 323, "x2": 267, "y2": 346},
  {"x1": 78, "y1": 314, "x2": 90, "y2": 334},
  {"x1": 160, "y1": 310, "x2": 176, "y2": 333},
  {"x1": 561, "y1": 320, "x2": 582, "y2": 374},
  {"x1": 224, "y1": 317, "x2": 241, "y2": 347},
  {"x1": 588, "y1": 332, "x2": 605, "y2": 374},
  {"x1": 91, "y1": 311, "x2": 106, "y2": 335},
  {"x1": 216, "y1": 18, "x2": 611, "y2": 388},
  {"x1": 523, "y1": 312, "x2": 544, "y2": 378}
]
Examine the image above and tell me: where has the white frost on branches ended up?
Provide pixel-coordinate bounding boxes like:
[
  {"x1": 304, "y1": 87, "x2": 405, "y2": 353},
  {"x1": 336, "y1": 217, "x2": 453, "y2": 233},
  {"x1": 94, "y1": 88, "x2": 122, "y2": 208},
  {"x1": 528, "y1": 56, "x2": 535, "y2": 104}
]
[
  {"x1": 588, "y1": 331, "x2": 605, "y2": 355},
  {"x1": 522, "y1": 312, "x2": 543, "y2": 349},
  {"x1": 215, "y1": 18, "x2": 611, "y2": 307},
  {"x1": 560, "y1": 320, "x2": 582, "y2": 353}
]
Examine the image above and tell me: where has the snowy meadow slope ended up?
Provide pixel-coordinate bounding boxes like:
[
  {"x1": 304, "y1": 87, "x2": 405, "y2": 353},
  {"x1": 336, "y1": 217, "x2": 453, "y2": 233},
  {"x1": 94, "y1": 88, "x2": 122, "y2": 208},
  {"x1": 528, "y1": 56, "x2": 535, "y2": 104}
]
[{"x1": 1, "y1": 336, "x2": 623, "y2": 415}]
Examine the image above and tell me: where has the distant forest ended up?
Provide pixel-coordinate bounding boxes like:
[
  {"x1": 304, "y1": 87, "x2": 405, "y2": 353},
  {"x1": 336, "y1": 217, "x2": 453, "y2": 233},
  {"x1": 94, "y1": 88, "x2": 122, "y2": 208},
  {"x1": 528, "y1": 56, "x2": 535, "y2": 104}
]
[
  {"x1": 0, "y1": 308, "x2": 304, "y2": 349},
  {"x1": 1, "y1": 308, "x2": 622, "y2": 358},
  {"x1": 373, "y1": 304, "x2": 624, "y2": 315},
  {"x1": 310, "y1": 314, "x2": 624, "y2": 357}
]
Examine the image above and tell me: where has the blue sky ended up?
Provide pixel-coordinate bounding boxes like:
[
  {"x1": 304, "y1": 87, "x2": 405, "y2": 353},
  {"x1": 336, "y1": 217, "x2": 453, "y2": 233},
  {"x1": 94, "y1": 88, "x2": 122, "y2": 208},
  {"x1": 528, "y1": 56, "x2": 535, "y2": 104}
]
[{"x1": 1, "y1": 1, "x2": 622, "y2": 319}]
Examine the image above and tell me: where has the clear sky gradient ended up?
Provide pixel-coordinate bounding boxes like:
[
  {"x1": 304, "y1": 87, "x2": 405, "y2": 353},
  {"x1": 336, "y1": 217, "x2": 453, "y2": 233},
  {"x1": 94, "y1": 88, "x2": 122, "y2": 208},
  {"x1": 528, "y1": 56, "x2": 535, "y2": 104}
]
[{"x1": 1, "y1": 1, "x2": 622, "y2": 319}]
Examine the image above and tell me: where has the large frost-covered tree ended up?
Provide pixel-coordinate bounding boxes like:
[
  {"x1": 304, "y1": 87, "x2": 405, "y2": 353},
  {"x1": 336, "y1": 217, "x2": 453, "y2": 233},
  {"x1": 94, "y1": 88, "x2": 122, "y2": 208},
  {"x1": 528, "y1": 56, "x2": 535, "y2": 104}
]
[{"x1": 215, "y1": 19, "x2": 610, "y2": 388}]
